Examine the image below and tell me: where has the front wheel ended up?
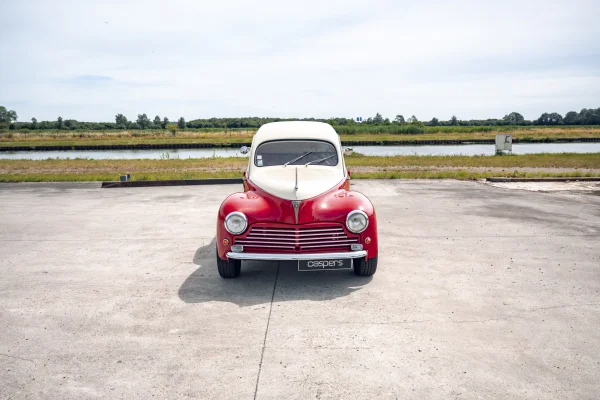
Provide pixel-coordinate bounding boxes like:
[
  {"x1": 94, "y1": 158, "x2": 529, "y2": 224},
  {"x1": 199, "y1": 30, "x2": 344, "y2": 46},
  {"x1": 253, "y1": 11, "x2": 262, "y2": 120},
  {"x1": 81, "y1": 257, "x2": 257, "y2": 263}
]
[
  {"x1": 353, "y1": 256, "x2": 377, "y2": 276},
  {"x1": 217, "y1": 254, "x2": 241, "y2": 278}
]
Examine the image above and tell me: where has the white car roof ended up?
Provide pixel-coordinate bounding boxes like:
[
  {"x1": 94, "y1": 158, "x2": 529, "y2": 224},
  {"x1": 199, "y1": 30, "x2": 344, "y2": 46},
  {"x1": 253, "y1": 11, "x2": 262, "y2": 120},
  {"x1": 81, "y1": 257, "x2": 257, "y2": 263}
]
[{"x1": 251, "y1": 121, "x2": 340, "y2": 147}]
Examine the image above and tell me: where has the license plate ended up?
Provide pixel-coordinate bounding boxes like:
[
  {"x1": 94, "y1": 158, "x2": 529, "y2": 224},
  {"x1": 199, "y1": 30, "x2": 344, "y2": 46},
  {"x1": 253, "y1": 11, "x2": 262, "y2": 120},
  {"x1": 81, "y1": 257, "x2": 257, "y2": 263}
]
[{"x1": 298, "y1": 259, "x2": 352, "y2": 271}]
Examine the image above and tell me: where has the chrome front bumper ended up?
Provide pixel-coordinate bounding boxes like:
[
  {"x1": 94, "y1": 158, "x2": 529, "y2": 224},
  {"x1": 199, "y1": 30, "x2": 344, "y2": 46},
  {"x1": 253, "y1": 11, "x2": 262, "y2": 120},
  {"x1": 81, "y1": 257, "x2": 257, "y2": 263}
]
[{"x1": 226, "y1": 250, "x2": 367, "y2": 261}]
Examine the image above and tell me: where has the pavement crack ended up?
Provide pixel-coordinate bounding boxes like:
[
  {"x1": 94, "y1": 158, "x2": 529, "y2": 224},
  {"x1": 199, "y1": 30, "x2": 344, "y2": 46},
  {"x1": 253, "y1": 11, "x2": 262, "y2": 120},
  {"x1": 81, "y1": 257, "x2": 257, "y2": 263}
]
[
  {"x1": 165, "y1": 261, "x2": 188, "y2": 271},
  {"x1": 341, "y1": 319, "x2": 433, "y2": 325},
  {"x1": 527, "y1": 303, "x2": 600, "y2": 312},
  {"x1": 450, "y1": 303, "x2": 600, "y2": 324},
  {"x1": 451, "y1": 317, "x2": 509, "y2": 324},
  {"x1": 253, "y1": 261, "x2": 280, "y2": 400},
  {"x1": 0, "y1": 353, "x2": 36, "y2": 364}
]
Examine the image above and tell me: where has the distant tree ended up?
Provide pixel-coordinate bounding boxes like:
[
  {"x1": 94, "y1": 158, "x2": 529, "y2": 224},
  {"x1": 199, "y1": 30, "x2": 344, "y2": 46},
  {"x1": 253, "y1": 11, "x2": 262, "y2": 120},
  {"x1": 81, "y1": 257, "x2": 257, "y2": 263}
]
[
  {"x1": 537, "y1": 112, "x2": 563, "y2": 125},
  {"x1": 136, "y1": 113, "x2": 150, "y2": 129},
  {"x1": 115, "y1": 114, "x2": 128, "y2": 128},
  {"x1": 549, "y1": 112, "x2": 564, "y2": 124},
  {"x1": 177, "y1": 117, "x2": 186, "y2": 129},
  {"x1": 57, "y1": 116, "x2": 63, "y2": 129},
  {"x1": 407, "y1": 115, "x2": 418, "y2": 123},
  {"x1": 162, "y1": 117, "x2": 169, "y2": 129},
  {"x1": 31, "y1": 117, "x2": 37, "y2": 129},
  {"x1": 373, "y1": 113, "x2": 384, "y2": 124},
  {"x1": 589, "y1": 108, "x2": 600, "y2": 125},
  {"x1": 394, "y1": 115, "x2": 405, "y2": 124},
  {"x1": 574, "y1": 108, "x2": 600, "y2": 125},
  {"x1": 64, "y1": 119, "x2": 78, "y2": 130},
  {"x1": 503, "y1": 112, "x2": 524, "y2": 125},
  {"x1": 153, "y1": 115, "x2": 161, "y2": 127},
  {"x1": 0, "y1": 106, "x2": 9, "y2": 125},
  {"x1": 450, "y1": 115, "x2": 458, "y2": 126},
  {"x1": 589, "y1": 108, "x2": 600, "y2": 124},
  {"x1": 563, "y1": 111, "x2": 578, "y2": 124},
  {"x1": 0, "y1": 106, "x2": 18, "y2": 127},
  {"x1": 430, "y1": 117, "x2": 439, "y2": 126}
]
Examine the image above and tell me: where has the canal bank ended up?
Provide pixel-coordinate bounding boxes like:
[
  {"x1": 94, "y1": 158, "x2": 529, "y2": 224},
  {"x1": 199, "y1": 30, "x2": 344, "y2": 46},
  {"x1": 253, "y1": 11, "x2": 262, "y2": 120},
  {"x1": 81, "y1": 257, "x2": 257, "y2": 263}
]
[{"x1": 1, "y1": 136, "x2": 599, "y2": 152}]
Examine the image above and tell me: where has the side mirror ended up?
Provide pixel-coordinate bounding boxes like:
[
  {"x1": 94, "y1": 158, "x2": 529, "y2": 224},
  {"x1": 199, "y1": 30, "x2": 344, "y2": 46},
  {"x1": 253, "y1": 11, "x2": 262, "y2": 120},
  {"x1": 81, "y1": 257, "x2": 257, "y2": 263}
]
[{"x1": 240, "y1": 146, "x2": 249, "y2": 155}]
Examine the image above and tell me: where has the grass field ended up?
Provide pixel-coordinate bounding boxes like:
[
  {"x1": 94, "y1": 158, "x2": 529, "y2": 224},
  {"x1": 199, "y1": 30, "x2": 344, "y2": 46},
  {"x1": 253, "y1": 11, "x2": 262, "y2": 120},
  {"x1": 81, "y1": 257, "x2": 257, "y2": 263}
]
[
  {"x1": 1, "y1": 153, "x2": 598, "y2": 182},
  {"x1": 1, "y1": 126, "x2": 599, "y2": 148}
]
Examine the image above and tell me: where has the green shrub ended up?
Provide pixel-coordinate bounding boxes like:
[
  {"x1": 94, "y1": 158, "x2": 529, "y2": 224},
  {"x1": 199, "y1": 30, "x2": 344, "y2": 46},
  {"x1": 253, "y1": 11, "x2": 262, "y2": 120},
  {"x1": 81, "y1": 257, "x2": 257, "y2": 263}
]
[{"x1": 166, "y1": 124, "x2": 178, "y2": 136}]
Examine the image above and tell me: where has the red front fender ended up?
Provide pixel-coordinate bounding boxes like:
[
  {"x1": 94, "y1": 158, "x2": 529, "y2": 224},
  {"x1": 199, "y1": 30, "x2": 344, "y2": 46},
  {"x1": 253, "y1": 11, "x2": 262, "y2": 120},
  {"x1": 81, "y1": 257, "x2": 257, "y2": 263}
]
[{"x1": 216, "y1": 183, "x2": 378, "y2": 260}]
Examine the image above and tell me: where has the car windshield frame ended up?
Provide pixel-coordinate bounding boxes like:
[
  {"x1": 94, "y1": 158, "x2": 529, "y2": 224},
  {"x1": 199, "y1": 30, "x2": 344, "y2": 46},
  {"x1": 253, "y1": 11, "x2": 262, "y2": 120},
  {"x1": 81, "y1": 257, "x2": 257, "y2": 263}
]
[{"x1": 253, "y1": 139, "x2": 340, "y2": 168}]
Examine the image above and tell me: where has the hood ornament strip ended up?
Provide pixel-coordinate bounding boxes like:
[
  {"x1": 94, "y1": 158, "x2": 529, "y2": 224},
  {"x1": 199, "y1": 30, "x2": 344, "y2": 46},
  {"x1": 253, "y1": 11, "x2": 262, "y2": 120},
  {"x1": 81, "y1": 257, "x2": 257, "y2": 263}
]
[
  {"x1": 295, "y1": 167, "x2": 298, "y2": 192},
  {"x1": 292, "y1": 200, "x2": 301, "y2": 224},
  {"x1": 293, "y1": 168, "x2": 300, "y2": 223}
]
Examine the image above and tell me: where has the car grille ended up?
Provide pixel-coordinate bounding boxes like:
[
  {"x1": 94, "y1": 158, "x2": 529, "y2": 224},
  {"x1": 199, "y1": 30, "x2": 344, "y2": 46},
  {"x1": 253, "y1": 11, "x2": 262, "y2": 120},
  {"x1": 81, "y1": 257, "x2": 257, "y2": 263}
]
[{"x1": 234, "y1": 223, "x2": 359, "y2": 252}]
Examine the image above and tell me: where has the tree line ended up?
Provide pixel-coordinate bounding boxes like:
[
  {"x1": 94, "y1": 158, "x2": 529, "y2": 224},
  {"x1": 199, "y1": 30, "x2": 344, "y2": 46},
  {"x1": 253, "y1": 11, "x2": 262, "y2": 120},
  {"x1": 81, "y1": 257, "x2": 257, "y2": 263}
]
[
  {"x1": 1, "y1": 106, "x2": 599, "y2": 131},
  {"x1": 358, "y1": 109, "x2": 600, "y2": 127}
]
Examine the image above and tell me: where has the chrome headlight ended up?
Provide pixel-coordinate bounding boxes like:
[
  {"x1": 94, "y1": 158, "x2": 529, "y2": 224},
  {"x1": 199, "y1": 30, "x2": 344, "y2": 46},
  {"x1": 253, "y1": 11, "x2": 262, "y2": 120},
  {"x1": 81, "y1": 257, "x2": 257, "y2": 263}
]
[
  {"x1": 224, "y1": 212, "x2": 248, "y2": 235},
  {"x1": 346, "y1": 210, "x2": 368, "y2": 233}
]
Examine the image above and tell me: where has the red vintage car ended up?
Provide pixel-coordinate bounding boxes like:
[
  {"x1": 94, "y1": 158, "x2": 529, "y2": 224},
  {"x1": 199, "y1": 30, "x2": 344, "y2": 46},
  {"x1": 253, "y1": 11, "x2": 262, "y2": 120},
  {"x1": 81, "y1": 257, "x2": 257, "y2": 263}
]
[{"x1": 216, "y1": 121, "x2": 378, "y2": 278}]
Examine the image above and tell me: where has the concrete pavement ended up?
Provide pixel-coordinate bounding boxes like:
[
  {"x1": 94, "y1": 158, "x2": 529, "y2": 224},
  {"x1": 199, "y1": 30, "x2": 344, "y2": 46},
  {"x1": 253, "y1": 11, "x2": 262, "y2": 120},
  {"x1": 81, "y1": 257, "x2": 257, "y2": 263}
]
[{"x1": 0, "y1": 180, "x2": 599, "y2": 399}]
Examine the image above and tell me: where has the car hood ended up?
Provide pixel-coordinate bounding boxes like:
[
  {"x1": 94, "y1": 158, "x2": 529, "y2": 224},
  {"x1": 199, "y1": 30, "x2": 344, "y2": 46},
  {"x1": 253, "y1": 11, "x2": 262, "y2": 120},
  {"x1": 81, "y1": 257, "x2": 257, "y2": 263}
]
[{"x1": 249, "y1": 166, "x2": 345, "y2": 201}]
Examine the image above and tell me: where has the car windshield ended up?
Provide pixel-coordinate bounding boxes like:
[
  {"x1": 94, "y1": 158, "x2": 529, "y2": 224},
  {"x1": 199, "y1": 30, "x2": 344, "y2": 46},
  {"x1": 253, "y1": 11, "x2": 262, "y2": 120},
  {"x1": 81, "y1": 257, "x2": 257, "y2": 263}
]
[{"x1": 254, "y1": 140, "x2": 339, "y2": 167}]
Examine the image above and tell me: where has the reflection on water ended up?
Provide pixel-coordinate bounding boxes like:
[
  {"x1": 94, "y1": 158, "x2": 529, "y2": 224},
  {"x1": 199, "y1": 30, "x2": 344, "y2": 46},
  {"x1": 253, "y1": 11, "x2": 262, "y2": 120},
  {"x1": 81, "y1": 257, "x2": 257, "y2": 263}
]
[{"x1": 0, "y1": 142, "x2": 599, "y2": 160}]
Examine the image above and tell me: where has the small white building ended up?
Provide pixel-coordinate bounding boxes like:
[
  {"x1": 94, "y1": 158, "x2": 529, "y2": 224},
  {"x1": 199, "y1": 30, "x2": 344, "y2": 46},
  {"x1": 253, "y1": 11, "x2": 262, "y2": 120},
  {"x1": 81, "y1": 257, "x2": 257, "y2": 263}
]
[{"x1": 495, "y1": 134, "x2": 513, "y2": 154}]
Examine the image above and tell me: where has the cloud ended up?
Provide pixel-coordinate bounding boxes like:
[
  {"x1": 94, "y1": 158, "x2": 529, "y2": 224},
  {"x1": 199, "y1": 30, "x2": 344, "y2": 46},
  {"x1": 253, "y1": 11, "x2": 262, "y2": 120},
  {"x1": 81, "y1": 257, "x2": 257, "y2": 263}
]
[
  {"x1": 0, "y1": 0, "x2": 598, "y2": 121},
  {"x1": 64, "y1": 75, "x2": 113, "y2": 84}
]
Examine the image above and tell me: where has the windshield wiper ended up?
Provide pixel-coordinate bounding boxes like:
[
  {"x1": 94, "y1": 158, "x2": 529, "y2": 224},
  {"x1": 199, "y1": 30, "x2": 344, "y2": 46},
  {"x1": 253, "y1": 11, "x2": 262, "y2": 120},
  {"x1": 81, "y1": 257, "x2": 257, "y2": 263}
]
[
  {"x1": 304, "y1": 154, "x2": 336, "y2": 166},
  {"x1": 283, "y1": 152, "x2": 312, "y2": 166}
]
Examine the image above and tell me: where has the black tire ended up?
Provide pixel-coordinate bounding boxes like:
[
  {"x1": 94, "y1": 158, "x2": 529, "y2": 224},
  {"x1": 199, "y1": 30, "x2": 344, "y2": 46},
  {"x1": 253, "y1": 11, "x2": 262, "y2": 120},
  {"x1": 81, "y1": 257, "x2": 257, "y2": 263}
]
[
  {"x1": 217, "y1": 254, "x2": 241, "y2": 278},
  {"x1": 353, "y1": 256, "x2": 377, "y2": 276}
]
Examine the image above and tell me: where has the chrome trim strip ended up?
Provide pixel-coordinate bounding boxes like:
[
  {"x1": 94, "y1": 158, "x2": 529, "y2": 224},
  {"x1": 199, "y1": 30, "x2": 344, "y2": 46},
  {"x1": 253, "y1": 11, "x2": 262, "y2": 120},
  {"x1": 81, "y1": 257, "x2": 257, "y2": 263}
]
[
  {"x1": 249, "y1": 229, "x2": 345, "y2": 236},
  {"x1": 294, "y1": 167, "x2": 298, "y2": 191},
  {"x1": 239, "y1": 244, "x2": 295, "y2": 249},
  {"x1": 236, "y1": 242, "x2": 296, "y2": 247},
  {"x1": 246, "y1": 232, "x2": 346, "y2": 241},
  {"x1": 250, "y1": 228, "x2": 343, "y2": 234},
  {"x1": 300, "y1": 243, "x2": 358, "y2": 248},
  {"x1": 291, "y1": 200, "x2": 301, "y2": 224},
  {"x1": 239, "y1": 236, "x2": 355, "y2": 243},
  {"x1": 298, "y1": 227, "x2": 344, "y2": 232},
  {"x1": 237, "y1": 239, "x2": 357, "y2": 246},
  {"x1": 226, "y1": 251, "x2": 367, "y2": 261}
]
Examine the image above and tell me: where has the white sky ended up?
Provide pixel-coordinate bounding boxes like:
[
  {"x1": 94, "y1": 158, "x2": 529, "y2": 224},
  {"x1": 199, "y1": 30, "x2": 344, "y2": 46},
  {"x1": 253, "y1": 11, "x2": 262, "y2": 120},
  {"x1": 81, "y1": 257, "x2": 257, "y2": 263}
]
[{"x1": 1, "y1": 0, "x2": 599, "y2": 122}]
